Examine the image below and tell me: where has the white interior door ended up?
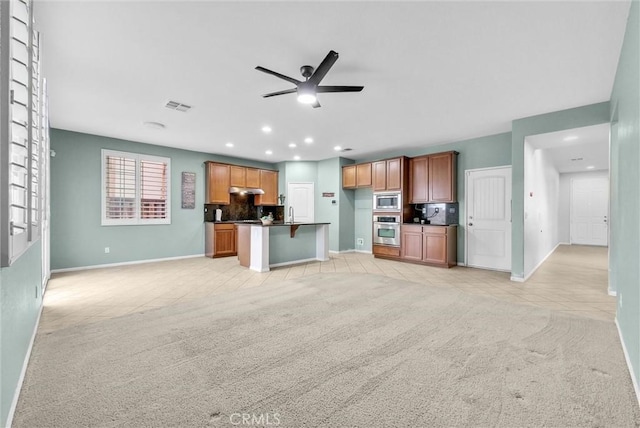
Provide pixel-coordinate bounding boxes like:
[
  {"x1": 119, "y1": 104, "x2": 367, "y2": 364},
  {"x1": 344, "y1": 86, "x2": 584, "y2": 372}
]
[
  {"x1": 571, "y1": 177, "x2": 608, "y2": 246},
  {"x1": 466, "y1": 166, "x2": 512, "y2": 271},
  {"x1": 287, "y1": 182, "x2": 314, "y2": 223}
]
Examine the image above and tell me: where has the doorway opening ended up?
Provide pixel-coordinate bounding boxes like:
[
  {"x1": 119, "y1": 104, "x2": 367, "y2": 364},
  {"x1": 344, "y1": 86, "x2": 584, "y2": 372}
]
[{"x1": 523, "y1": 123, "x2": 610, "y2": 283}]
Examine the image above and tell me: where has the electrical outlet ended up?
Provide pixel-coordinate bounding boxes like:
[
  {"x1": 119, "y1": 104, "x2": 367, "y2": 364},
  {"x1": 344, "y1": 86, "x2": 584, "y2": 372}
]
[
  {"x1": 104, "y1": 247, "x2": 110, "y2": 254},
  {"x1": 434, "y1": 207, "x2": 440, "y2": 213},
  {"x1": 356, "y1": 238, "x2": 364, "y2": 246}
]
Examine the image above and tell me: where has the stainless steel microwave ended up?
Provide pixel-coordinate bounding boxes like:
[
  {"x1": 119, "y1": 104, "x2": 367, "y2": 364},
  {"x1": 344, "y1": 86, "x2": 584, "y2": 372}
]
[{"x1": 373, "y1": 192, "x2": 402, "y2": 212}]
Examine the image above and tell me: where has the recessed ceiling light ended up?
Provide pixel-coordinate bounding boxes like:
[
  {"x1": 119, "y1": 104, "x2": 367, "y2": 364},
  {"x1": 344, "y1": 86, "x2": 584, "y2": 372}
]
[
  {"x1": 142, "y1": 121, "x2": 165, "y2": 130},
  {"x1": 265, "y1": 150, "x2": 273, "y2": 155},
  {"x1": 304, "y1": 137, "x2": 313, "y2": 144},
  {"x1": 563, "y1": 136, "x2": 579, "y2": 141},
  {"x1": 293, "y1": 155, "x2": 301, "y2": 161},
  {"x1": 334, "y1": 146, "x2": 342, "y2": 151},
  {"x1": 225, "y1": 142, "x2": 234, "y2": 148},
  {"x1": 262, "y1": 126, "x2": 272, "y2": 133},
  {"x1": 288, "y1": 143, "x2": 297, "y2": 148},
  {"x1": 586, "y1": 165, "x2": 595, "y2": 169}
]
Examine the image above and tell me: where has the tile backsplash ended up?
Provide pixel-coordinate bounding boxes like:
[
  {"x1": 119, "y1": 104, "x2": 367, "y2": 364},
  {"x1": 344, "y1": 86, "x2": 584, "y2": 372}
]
[{"x1": 205, "y1": 194, "x2": 284, "y2": 221}]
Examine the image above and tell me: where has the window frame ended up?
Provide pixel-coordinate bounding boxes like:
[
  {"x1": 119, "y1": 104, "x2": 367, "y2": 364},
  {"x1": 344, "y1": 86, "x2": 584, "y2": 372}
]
[{"x1": 101, "y1": 149, "x2": 171, "y2": 226}]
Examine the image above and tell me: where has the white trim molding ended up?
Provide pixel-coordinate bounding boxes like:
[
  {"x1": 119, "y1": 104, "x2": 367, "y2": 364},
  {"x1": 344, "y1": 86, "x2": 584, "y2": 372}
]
[
  {"x1": 6, "y1": 302, "x2": 44, "y2": 428},
  {"x1": 615, "y1": 318, "x2": 640, "y2": 407},
  {"x1": 51, "y1": 253, "x2": 204, "y2": 274}
]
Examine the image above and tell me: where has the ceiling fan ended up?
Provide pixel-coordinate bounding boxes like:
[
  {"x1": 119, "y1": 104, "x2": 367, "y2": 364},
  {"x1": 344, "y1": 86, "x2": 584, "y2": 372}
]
[{"x1": 255, "y1": 50, "x2": 364, "y2": 108}]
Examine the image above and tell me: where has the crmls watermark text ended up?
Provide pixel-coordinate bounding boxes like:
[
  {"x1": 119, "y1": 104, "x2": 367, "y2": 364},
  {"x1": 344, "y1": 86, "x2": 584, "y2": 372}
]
[{"x1": 229, "y1": 413, "x2": 281, "y2": 426}]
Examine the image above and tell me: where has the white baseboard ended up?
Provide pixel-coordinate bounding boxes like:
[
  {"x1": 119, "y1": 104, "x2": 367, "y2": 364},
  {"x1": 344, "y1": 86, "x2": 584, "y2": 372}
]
[
  {"x1": 615, "y1": 318, "x2": 640, "y2": 407},
  {"x1": 355, "y1": 249, "x2": 373, "y2": 254},
  {"x1": 457, "y1": 262, "x2": 466, "y2": 267},
  {"x1": 50, "y1": 253, "x2": 205, "y2": 274},
  {"x1": 608, "y1": 289, "x2": 618, "y2": 297},
  {"x1": 559, "y1": 241, "x2": 571, "y2": 246},
  {"x1": 328, "y1": 249, "x2": 372, "y2": 255},
  {"x1": 517, "y1": 242, "x2": 561, "y2": 282},
  {"x1": 270, "y1": 257, "x2": 326, "y2": 268},
  {"x1": 510, "y1": 275, "x2": 525, "y2": 282},
  {"x1": 6, "y1": 301, "x2": 44, "y2": 428}
]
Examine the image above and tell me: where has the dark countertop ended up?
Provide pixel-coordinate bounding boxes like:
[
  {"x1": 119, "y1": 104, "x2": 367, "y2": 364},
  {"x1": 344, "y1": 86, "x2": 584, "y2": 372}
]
[
  {"x1": 235, "y1": 222, "x2": 330, "y2": 227},
  {"x1": 402, "y1": 223, "x2": 459, "y2": 227}
]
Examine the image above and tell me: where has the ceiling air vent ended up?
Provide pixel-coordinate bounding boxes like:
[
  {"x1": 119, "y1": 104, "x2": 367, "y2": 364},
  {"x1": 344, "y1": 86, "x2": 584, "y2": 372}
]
[
  {"x1": 165, "y1": 100, "x2": 192, "y2": 112},
  {"x1": 341, "y1": 148, "x2": 353, "y2": 152}
]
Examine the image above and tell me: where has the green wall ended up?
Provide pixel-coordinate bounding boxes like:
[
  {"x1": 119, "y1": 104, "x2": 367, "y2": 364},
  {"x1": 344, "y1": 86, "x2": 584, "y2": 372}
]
[
  {"x1": 50, "y1": 129, "x2": 275, "y2": 270},
  {"x1": 609, "y1": 0, "x2": 639, "y2": 394},
  {"x1": 338, "y1": 158, "x2": 356, "y2": 251},
  {"x1": 1, "y1": 244, "x2": 42, "y2": 426},
  {"x1": 278, "y1": 158, "x2": 355, "y2": 252},
  {"x1": 351, "y1": 132, "x2": 513, "y2": 261},
  {"x1": 269, "y1": 226, "x2": 317, "y2": 264},
  {"x1": 510, "y1": 103, "x2": 611, "y2": 279}
]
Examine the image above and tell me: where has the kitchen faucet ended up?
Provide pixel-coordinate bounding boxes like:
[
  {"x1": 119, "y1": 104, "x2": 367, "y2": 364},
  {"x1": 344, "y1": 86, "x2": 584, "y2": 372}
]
[{"x1": 288, "y1": 206, "x2": 294, "y2": 224}]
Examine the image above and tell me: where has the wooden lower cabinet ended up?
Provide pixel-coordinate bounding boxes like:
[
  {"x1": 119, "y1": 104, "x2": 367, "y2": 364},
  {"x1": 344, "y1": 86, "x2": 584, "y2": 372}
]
[
  {"x1": 206, "y1": 223, "x2": 237, "y2": 258},
  {"x1": 372, "y1": 244, "x2": 400, "y2": 258},
  {"x1": 400, "y1": 226, "x2": 423, "y2": 261},
  {"x1": 399, "y1": 224, "x2": 457, "y2": 268},
  {"x1": 214, "y1": 224, "x2": 236, "y2": 257}
]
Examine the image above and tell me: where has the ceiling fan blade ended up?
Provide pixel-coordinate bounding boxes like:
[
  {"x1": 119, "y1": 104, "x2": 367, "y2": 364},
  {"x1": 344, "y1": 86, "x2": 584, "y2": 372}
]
[
  {"x1": 311, "y1": 99, "x2": 321, "y2": 108},
  {"x1": 262, "y1": 88, "x2": 297, "y2": 98},
  {"x1": 316, "y1": 85, "x2": 364, "y2": 93},
  {"x1": 255, "y1": 66, "x2": 301, "y2": 85},
  {"x1": 308, "y1": 50, "x2": 339, "y2": 85}
]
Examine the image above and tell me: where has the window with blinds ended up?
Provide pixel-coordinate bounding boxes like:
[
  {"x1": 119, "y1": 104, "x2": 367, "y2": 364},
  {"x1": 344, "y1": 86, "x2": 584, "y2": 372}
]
[
  {"x1": 1, "y1": 0, "x2": 47, "y2": 266},
  {"x1": 102, "y1": 150, "x2": 171, "y2": 225}
]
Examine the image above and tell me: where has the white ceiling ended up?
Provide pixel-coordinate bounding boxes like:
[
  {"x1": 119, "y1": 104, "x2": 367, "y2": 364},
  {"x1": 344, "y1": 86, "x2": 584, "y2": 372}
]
[
  {"x1": 35, "y1": 1, "x2": 630, "y2": 164},
  {"x1": 526, "y1": 123, "x2": 610, "y2": 173}
]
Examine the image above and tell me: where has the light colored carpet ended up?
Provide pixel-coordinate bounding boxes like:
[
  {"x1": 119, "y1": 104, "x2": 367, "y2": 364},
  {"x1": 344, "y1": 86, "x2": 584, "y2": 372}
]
[{"x1": 14, "y1": 273, "x2": 640, "y2": 427}]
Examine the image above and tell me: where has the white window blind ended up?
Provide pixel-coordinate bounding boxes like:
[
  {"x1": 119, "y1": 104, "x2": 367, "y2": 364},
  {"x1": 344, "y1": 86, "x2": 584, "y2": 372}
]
[
  {"x1": 1, "y1": 0, "x2": 47, "y2": 266},
  {"x1": 101, "y1": 150, "x2": 171, "y2": 225}
]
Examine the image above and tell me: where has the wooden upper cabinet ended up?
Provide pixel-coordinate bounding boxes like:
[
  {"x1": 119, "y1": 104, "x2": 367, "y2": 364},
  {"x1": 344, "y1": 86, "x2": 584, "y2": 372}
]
[
  {"x1": 343, "y1": 163, "x2": 372, "y2": 189},
  {"x1": 206, "y1": 162, "x2": 230, "y2": 204},
  {"x1": 356, "y1": 163, "x2": 372, "y2": 187},
  {"x1": 254, "y1": 169, "x2": 278, "y2": 205},
  {"x1": 342, "y1": 165, "x2": 357, "y2": 188},
  {"x1": 386, "y1": 158, "x2": 402, "y2": 190},
  {"x1": 373, "y1": 157, "x2": 404, "y2": 191},
  {"x1": 230, "y1": 166, "x2": 246, "y2": 187},
  {"x1": 246, "y1": 168, "x2": 260, "y2": 188},
  {"x1": 372, "y1": 161, "x2": 387, "y2": 191},
  {"x1": 409, "y1": 156, "x2": 429, "y2": 203},
  {"x1": 428, "y1": 151, "x2": 457, "y2": 202}
]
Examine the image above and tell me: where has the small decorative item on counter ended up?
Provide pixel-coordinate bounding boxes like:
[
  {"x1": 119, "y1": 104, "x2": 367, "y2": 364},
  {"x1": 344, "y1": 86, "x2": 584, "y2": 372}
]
[{"x1": 261, "y1": 213, "x2": 274, "y2": 225}]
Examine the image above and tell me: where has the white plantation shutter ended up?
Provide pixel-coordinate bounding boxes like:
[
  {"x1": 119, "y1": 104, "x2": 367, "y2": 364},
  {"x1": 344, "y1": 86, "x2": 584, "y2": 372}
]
[
  {"x1": 105, "y1": 154, "x2": 136, "y2": 220},
  {"x1": 2, "y1": 0, "x2": 48, "y2": 266},
  {"x1": 140, "y1": 159, "x2": 168, "y2": 219},
  {"x1": 102, "y1": 150, "x2": 171, "y2": 225}
]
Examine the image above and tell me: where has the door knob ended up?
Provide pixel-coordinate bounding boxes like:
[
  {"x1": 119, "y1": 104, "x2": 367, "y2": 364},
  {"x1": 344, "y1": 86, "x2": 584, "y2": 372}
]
[{"x1": 469, "y1": 223, "x2": 473, "y2": 226}]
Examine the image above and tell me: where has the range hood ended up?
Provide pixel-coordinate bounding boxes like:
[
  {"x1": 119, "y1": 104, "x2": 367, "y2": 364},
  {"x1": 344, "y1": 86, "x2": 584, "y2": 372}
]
[{"x1": 229, "y1": 187, "x2": 265, "y2": 195}]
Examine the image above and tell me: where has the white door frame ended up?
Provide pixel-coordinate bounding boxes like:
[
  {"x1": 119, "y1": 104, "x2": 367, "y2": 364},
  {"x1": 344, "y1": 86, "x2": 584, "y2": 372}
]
[
  {"x1": 464, "y1": 165, "x2": 512, "y2": 271},
  {"x1": 569, "y1": 175, "x2": 609, "y2": 246}
]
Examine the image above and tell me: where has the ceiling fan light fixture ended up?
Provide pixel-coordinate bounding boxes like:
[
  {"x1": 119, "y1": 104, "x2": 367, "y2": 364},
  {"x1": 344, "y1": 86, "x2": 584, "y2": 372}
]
[{"x1": 297, "y1": 92, "x2": 317, "y2": 104}]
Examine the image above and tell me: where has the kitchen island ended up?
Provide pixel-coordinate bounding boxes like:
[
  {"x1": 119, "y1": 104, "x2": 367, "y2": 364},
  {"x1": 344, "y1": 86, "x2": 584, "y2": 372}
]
[{"x1": 236, "y1": 222, "x2": 330, "y2": 272}]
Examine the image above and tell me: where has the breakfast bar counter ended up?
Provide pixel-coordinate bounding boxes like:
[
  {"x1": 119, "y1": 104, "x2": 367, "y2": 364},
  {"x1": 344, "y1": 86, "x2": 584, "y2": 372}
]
[{"x1": 236, "y1": 222, "x2": 330, "y2": 272}]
